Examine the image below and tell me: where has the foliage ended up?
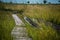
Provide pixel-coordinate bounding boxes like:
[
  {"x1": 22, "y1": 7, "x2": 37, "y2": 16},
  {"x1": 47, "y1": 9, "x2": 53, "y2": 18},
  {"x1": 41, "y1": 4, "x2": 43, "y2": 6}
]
[
  {"x1": 43, "y1": 0, "x2": 47, "y2": 4},
  {"x1": 24, "y1": 5, "x2": 60, "y2": 25},
  {"x1": 0, "y1": 3, "x2": 60, "y2": 40},
  {"x1": 17, "y1": 5, "x2": 60, "y2": 40},
  {"x1": 27, "y1": 1, "x2": 30, "y2": 4},
  {"x1": 17, "y1": 14, "x2": 60, "y2": 40},
  {"x1": 0, "y1": 11, "x2": 15, "y2": 40}
]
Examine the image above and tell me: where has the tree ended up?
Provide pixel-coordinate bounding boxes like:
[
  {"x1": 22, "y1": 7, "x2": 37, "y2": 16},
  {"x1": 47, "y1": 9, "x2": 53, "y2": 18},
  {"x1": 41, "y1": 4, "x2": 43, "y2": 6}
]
[
  {"x1": 58, "y1": 0, "x2": 60, "y2": 4},
  {"x1": 27, "y1": 1, "x2": 30, "y2": 4},
  {"x1": 10, "y1": 0, "x2": 13, "y2": 4},
  {"x1": 58, "y1": 0, "x2": 60, "y2": 3},
  {"x1": 48, "y1": 2, "x2": 51, "y2": 4},
  {"x1": 10, "y1": 1, "x2": 12, "y2": 4},
  {"x1": 0, "y1": 0, "x2": 2, "y2": 3},
  {"x1": 43, "y1": 0, "x2": 47, "y2": 4}
]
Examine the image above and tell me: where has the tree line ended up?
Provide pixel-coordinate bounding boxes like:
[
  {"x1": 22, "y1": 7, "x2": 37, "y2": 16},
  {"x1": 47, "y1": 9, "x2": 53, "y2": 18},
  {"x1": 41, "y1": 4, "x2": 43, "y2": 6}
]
[{"x1": 0, "y1": 0, "x2": 60, "y2": 4}]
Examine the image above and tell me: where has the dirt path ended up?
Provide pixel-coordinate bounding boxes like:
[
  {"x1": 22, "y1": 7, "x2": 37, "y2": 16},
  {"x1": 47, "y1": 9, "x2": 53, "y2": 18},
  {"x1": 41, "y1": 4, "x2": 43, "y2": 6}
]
[{"x1": 11, "y1": 14, "x2": 32, "y2": 40}]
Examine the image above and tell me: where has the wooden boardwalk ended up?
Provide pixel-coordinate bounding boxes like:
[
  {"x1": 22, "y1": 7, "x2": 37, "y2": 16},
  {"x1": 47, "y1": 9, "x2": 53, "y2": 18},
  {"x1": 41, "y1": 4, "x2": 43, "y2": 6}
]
[{"x1": 11, "y1": 14, "x2": 32, "y2": 40}]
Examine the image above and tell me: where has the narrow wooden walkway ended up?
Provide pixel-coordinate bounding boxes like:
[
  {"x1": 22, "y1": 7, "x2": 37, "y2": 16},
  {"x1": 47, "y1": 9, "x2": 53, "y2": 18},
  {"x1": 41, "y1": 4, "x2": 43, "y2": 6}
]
[{"x1": 11, "y1": 14, "x2": 32, "y2": 40}]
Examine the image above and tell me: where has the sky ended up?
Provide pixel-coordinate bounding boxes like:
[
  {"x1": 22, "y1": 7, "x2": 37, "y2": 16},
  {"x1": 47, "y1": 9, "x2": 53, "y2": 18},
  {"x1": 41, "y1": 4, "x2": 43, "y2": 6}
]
[{"x1": 1, "y1": 0, "x2": 59, "y2": 4}]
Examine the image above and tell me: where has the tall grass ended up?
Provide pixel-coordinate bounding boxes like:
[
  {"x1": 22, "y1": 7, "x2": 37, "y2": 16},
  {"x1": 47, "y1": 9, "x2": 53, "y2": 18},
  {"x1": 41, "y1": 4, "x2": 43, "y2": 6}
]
[
  {"x1": 17, "y1": 5, "x2": 60, "y2": 40},
  {"x1": 17, "y1": 14, "x2": 60, "y2": 40},
  {"x1": 24, "y1": 5, "x2": 60, "y2": 25},
  {"x1": 2, "y1": 3, "x2": 60, "y2": 40},
  {"x1": 0, "y1": 11, "x2": 15, "y2": 40},
  {"x1": 25, "y1": 22, "x2": 59, "y2": 40}
]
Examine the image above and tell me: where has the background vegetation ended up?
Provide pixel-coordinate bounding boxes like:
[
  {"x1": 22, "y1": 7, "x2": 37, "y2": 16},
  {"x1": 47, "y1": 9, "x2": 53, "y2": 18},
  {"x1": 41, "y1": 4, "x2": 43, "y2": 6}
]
[
  {"x1": 0, "y1": 3, "x2": 60, "y2": 40},
  {"x1": 0, "y1": 11, "x2": 15, "y2": 40},
  {"x1": 24, "y1": 5, "x2": 60, "y2": 25},
  {"x1": 17, "y1": 4, "x2": 60, "y2": 40}
]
